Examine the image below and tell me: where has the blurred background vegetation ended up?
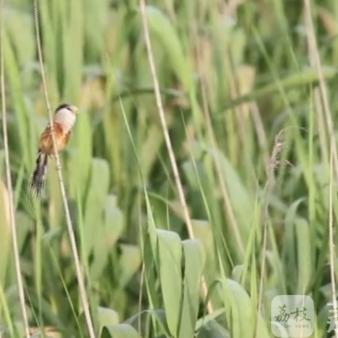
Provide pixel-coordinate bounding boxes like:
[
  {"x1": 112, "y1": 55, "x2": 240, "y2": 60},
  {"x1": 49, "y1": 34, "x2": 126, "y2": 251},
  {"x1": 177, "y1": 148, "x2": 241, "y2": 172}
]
[{"x1": 1, "y1": 0, "x2": 338, "y2": 337}]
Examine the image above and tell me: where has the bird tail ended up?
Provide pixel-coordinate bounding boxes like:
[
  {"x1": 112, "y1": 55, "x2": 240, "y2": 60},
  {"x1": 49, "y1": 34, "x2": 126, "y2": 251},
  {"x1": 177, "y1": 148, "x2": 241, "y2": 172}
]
[{"x1": 31, "y1": 152, "x2": 48, "y2": 195}]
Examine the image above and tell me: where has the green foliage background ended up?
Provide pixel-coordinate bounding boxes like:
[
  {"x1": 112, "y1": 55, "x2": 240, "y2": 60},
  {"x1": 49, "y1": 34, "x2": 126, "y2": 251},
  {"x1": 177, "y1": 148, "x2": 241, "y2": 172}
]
[{"x1": 0, "y1": 0, "x2": 338, "y2": 337}]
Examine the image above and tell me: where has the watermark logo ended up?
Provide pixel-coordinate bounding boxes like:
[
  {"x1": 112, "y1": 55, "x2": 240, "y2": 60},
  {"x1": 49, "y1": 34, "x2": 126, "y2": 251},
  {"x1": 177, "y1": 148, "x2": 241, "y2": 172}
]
[{"x1": 271, "y1": 295, "x2": 314, "y2": 337}]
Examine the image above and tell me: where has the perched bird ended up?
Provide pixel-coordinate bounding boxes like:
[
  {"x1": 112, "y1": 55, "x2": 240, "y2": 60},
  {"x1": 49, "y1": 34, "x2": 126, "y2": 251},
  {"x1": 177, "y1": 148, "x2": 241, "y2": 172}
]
[{"x1": 31, "y1": 103, "x2": 79, "y2": 195}]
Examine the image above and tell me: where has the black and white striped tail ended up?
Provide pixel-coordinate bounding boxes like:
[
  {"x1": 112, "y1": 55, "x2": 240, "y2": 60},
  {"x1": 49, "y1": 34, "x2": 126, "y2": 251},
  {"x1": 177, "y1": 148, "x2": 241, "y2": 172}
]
[{"x1": 30, "y1": 152, "x2": 48, "y2": 196}]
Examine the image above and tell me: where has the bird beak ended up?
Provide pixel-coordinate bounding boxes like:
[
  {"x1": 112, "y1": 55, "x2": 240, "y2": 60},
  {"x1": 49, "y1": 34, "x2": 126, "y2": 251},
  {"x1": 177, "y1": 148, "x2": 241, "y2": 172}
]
[{"x1": 70, "y1": 105, "x2": 79, "y2": 114}]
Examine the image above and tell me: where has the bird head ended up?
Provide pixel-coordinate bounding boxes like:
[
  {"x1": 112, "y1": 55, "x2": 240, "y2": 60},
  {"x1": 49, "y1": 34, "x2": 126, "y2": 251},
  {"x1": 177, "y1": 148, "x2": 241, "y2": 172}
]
[{"x1": 55, "y1": 103, "x2": 79, "y2": 115}]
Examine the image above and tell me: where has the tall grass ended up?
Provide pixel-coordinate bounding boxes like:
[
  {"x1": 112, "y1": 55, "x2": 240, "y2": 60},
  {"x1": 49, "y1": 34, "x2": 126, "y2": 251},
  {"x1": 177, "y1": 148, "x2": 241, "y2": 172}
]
[
  {"x1": 0, "y1": 0, "x2": 29, "y2": 336},
  {"x1": 0, "y1": 0, "x2": 338, "y2": 337}
]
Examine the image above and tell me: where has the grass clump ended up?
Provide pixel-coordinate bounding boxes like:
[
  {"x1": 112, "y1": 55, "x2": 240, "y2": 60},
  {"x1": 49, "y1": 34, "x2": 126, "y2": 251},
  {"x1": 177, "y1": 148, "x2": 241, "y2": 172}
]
[{"x1": 0, "y1": 0, "x2": 338, "y2": 337}]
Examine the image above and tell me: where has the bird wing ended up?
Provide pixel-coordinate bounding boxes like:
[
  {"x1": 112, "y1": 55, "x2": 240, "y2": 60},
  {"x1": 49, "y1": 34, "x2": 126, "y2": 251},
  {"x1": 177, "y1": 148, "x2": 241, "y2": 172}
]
[{"x1": 38, "y1": 122, "x2": 66, "y2": 154}]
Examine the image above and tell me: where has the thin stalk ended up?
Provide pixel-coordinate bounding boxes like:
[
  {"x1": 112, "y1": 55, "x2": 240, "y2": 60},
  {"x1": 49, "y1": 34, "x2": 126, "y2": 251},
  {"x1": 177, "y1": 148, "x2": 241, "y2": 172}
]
[
  {"x1": 194, "y1": 29, "x2": 244, "y2": 257},
  {"x1": 255, "y1": 131, "x2": 283, "y2": 338},
  {"x1": 32, "y1": 1, "x2": 96, "y2": 337},
  {"x1": 139, "y1": 0, "x2": 211, "y2": 313},
  {"x1": 0, "y1": 0, "x2": 30, "y2": 336},
  {"x1": 303, "y1": 0, "x2": 338, "y2": 178},
  {"x1": 139, "y1": 0, "x2": 194, "y2": 240},
  {"x1": 303, "y1": 2, "x2": 338, "y2": 336}
]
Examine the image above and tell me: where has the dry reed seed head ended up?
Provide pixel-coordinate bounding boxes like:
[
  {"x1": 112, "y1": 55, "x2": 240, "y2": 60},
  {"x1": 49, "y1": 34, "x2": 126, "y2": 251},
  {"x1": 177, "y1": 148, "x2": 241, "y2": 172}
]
[{"x1": 269, "y1": 132, "x2": 285, "y2": 171}]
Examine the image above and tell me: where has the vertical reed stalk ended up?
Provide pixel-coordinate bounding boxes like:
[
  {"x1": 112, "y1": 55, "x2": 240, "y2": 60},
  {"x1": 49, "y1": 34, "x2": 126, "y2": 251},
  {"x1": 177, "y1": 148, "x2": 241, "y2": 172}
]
[
  {"x1": 0, "y1": 0, "x2": 30, "y2": 335},
  {"x1": 33, "y1": 1, "x2": 96, "y2": 337},
  {"x1": 139, "y1": 0, "x2": 212, "y2": 313},
  {"x1": 303, "y1": 2, "x2": 338, "y2": 336}
]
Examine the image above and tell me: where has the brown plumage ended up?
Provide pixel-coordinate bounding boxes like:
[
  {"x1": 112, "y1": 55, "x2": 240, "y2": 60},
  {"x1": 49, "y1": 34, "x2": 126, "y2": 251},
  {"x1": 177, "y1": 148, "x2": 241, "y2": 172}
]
[
  {"x1": 38, "y1": 122, "x2": 71, "y2": 155},
  {"x1": 30, "y1": 104, "x2": 78, "y2": 195}
]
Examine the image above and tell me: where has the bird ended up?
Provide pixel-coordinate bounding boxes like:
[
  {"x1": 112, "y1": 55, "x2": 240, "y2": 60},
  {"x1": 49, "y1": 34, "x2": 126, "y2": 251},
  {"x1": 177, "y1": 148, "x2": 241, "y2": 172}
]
[{"x1": 30, "y1": 103, "x2": 79, "y2": 195}]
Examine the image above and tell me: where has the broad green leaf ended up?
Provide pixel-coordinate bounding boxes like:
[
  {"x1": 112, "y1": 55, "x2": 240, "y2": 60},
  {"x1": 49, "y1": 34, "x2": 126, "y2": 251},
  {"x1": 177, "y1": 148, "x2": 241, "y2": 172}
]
[
  {"x1": 90, "y1": 194, "x2": 122, "y2": 280},
  {"x1": 179, "y1": 239, "x2": 205, "y2": 338},
  {"x1": 98, "y1": 306, "x2": 119, "y2": 335},
  {"x1": 157, "y1": 229, "x2": 182, "y2": 336},
  {"x1": 118, "y1": 244, "x2": 141, "y2": 288},
  {"x1": 83, "y1": 158, "x2": 110, "y2": 257},
  {"x1": 219, "y1": 279, "x2": 270, "y2": 338},
  {"x1": 140, "y1": 124, "x2": 163, "y2": 179},
  {"x1": 68, "y1": 108, "x2": 92, "y2": 199},
  {"x1": 191, "y1": 220, "x2": 215, "y2": 271},
  {"x1": 210, "y1": 148, "x2": 253, "y2": 234},
  {"x1": 282, "y1": 199, "x2": 304, "y2": 291},
  {"x1": 295, "y1": 218, "x2": 312, "y2": 293},
  {"x1": 104, "y1": 194, "x2": 124, "y2": 246}
]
